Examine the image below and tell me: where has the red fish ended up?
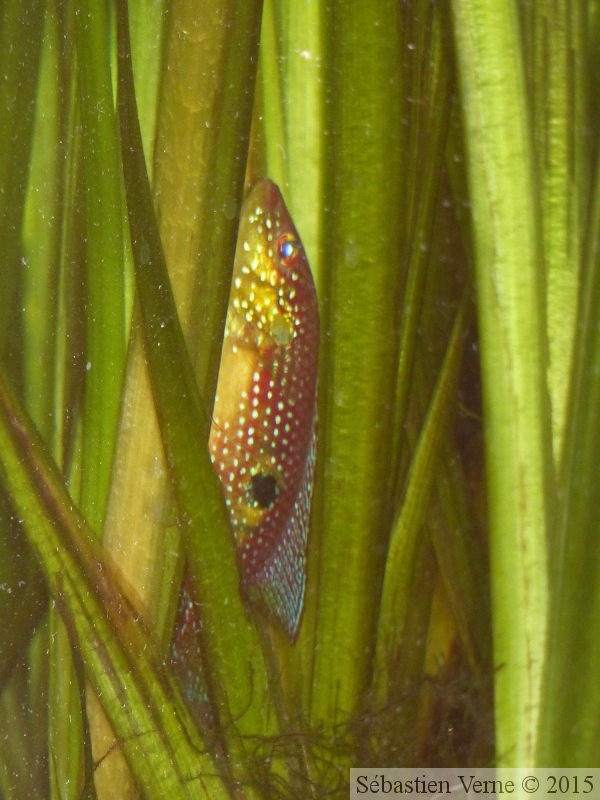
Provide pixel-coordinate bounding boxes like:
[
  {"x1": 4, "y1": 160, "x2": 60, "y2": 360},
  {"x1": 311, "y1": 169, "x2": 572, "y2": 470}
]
[
  {"x1": 208, "y1": 179, "x2": 319, "y2": 632},
  {"x1": 171, "y1": 181, "x2": 319, "y2": 704}
]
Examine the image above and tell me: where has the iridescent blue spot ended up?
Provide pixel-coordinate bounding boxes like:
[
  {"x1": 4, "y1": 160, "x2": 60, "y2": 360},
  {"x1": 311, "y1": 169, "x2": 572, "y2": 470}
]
[{"x1": 280, "y1": 240, "x2": 294, "y2": 259}]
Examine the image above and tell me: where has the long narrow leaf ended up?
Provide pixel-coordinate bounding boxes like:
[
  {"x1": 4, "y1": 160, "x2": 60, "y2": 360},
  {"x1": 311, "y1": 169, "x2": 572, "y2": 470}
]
[
  {"x1": 310, "y1": 0, "x2": 404, "y2": 725},
  {"x1": 529, "y1": 0, "x2": 585, "y2": 463},
  {"x1": 450, "y1": 0, "x2": 552, "y2": 765},
  {"x1": 374, "y1": 284, "x2": 471, "y2": 701},
  {"x1": 75, "y1": 0, "x2": 126, "y2": 532},
  {"x1": 115, "y1": 0, "x2": 275, "y2": 783},
  {"x1": 0, "y1": 0, "x2": 44, "y2": 378},
  {"x1": 538, "y1": 131, "x2": 600, "y2": 768}
]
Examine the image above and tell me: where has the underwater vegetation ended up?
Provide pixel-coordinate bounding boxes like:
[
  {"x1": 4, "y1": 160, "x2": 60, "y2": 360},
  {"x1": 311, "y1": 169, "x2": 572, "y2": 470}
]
[{"x1": 0, "y1": 0, "x2": 597, "y2": 797}]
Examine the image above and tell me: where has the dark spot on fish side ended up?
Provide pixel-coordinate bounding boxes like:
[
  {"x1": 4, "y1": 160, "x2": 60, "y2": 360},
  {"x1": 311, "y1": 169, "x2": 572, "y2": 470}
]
[{"x1": 250, "y1": 472, "x2": 278, "y2": 509}]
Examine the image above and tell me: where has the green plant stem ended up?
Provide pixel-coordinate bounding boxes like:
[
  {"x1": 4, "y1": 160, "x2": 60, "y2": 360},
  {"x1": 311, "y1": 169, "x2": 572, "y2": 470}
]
[
  {"x1": 75, "y1": 0, "x2": 126, "y2": 534},
  {"x1": 390, "y1": 0, "x2": 452, "y2": 503},
  {"x1": 258, "y1": 0, "x2": 288, "y2": 193},
  {"x1": 538, "y1": 129, "x2": 600, "y2": 768},
  {"x1": 450, "y1": 0, "x2": 552, "y2": 766},
  {"x1": 374, "y1": 284, "x2": 471, "y2": 703},
  {"x1": 529, "y1": 0, "x2": 585, "y2": 464},
  {"x1": 309, "y1": 0, "x2": 404, "y2": 725},
  {"x1": 0, "y1": 0, "x2": 45, "y2": 380},
  {"x1": 260, "y1": 0, "x2": 323, "y2": 286},
  {"x1": 129, "y1": 0, "x2": 167, "y2": 184},
  {"x1": 22, "y1": 0, "x2": 65, "y2": 445}
]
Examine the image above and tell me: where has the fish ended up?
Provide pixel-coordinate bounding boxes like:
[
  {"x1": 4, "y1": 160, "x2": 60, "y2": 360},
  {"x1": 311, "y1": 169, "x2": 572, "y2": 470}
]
[
  {"x1": 171, "y1": 180, "x2": 319, "y2": 709},
  {"x1": 208, "y1": 179, "x2": 319, "y2": 631}
]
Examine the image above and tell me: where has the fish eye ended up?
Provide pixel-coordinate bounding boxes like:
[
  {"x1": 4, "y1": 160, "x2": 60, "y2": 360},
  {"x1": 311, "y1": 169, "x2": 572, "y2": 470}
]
[
  {"x1": 249, "y1": 471, "x2": 279, "y2": 509},
  {"x1": 277, "y1": 233, "x2": 299, "y2": 265}
]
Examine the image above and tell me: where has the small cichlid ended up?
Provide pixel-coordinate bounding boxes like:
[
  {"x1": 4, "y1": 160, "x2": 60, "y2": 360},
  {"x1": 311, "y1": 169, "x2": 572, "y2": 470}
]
[
  {"x1": 171, "y1": 180, "x2": 319, "y2": 711},
  {"x1": 208, "y1": 179, "x2": 319, "y2": 632}
]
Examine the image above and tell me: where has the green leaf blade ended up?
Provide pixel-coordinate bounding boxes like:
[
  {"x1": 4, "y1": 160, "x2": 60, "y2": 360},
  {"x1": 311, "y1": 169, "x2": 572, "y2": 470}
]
[
  {"x1": 451, "y1": 0, "x2": 552, "y2": 765},
  {"x1": 309, "y1": 0, "x2": 405, "y2": 725}
]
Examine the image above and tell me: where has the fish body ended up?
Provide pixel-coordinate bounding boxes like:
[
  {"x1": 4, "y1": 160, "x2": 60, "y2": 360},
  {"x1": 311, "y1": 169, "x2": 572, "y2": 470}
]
[
  {"x1": 172, "y1": 179, "x2": 319, "y2": 699},
  {"x1": 209, "y1": 179, "x2": 319, "y2": 632}
]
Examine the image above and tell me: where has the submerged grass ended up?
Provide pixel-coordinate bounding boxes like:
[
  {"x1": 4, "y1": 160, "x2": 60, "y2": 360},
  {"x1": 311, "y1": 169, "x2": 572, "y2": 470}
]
[{"x1": 0, "y1": 0, "x2": 598, "y2": 797}]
